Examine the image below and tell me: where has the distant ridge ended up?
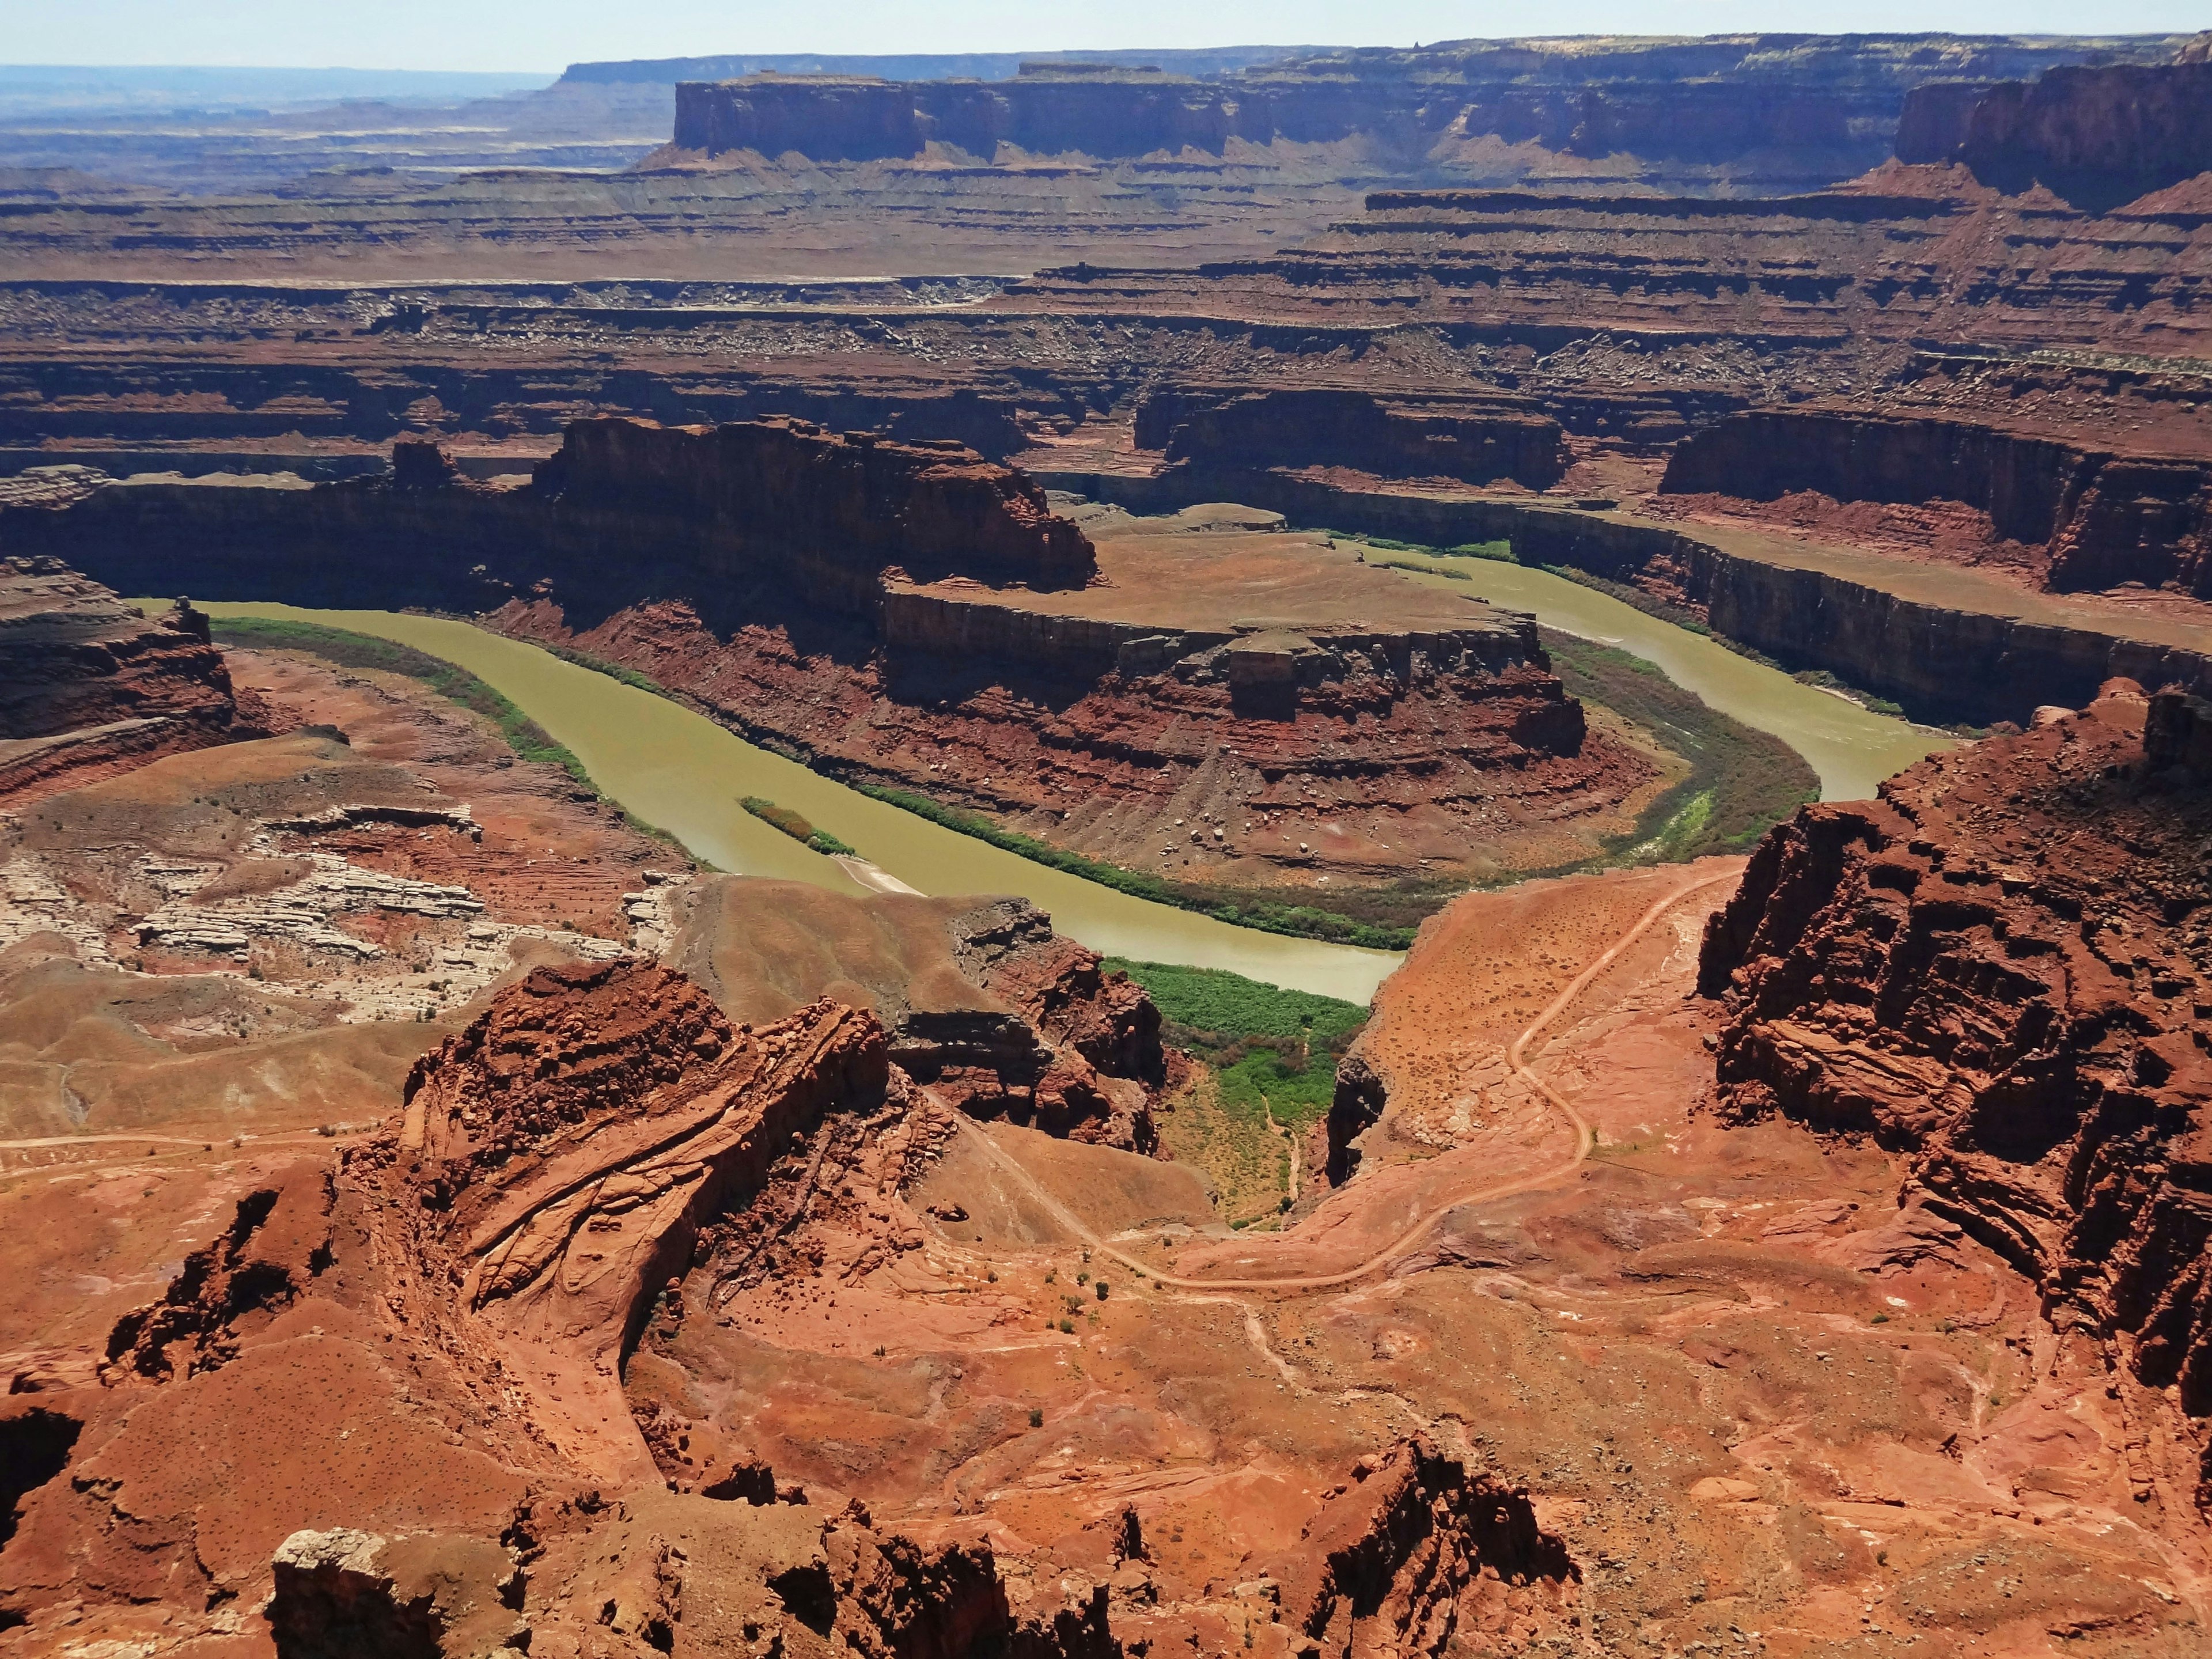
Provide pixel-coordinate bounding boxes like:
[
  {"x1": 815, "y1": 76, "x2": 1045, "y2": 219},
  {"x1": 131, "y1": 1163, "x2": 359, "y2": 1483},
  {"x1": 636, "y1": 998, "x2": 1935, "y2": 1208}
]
[{"x1": 557, "y1": 47, "x2": 1322, "y2": 86}]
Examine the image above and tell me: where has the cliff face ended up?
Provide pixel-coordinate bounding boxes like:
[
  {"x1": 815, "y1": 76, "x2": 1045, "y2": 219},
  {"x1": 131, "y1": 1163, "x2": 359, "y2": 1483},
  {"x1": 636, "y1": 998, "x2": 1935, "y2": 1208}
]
[
  {"x1": 1659, "y1": 408, "x2": 2212, "y2": 597},
  {"x1": 668, "y1": 36, "x2": 2187, "y2": 177},
  {"x1": 0, "y1": 416, "x2": 1096, "y2": 617},
  {"x1": 1900, "y1": 59, "x2": 2212, "y2": 208},
  {"x1": 535, "y1": 414, "x2": 1097, "y2": 593},
  {"x1": 1698, "y1": 682, "x2": 2212, "y2": 1498},
  {"x1": 1135, "y1": 387, "x2": 1568, "y2": 489}
]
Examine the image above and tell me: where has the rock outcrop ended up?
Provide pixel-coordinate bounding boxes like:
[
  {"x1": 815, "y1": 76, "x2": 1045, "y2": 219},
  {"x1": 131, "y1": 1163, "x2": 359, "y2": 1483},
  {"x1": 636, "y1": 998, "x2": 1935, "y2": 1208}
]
[
  {"x1": 390, "y1": 959, "x2": 895, "y2": 1482},
  {"x1": 1897, "y1": 58, "x2": 2212, "y2": 208},
  {"x1": 666, "y1": 36, "x2": 2186, "y2": 184},
  {"x1": 1658, "y1": 407, "x2": 2212, "y2": 596},
  {"x1": 1134, "y1": 387, "x2": 1567, "y2": 489},
  {"x1": 0, "y1": 416, "x2": 1094, "y2": 618},
  {"x1": 1267, "y1": 1435, "x2": 1577, "y2": 1658},
  {"x1": 0, "y1": 556, "x2": 270, "y2": 801},
  {"x1": 1698, "y1": 681, "x2": 2212, "y2": 1499}
]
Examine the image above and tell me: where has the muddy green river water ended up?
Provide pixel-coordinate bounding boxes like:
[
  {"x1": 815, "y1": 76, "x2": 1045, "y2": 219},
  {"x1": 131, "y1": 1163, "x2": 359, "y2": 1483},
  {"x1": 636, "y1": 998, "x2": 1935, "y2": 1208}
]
[
  {"x1": 194, "y1": 584, "x2": 1944, "y2": 1002},
  {"x1": 1388, "y1": 554, "x2": 1949, "y2": 802}
]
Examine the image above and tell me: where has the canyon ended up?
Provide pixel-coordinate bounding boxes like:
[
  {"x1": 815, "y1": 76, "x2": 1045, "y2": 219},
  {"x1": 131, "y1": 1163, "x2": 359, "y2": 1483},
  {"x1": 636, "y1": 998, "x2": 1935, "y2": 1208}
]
[{"x1": 3, "y1": 24, "x2": 2212, "y2": 1659}]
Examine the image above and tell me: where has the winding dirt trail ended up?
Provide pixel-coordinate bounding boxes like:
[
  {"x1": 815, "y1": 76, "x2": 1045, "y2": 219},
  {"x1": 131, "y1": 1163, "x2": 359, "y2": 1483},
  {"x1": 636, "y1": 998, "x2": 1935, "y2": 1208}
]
[{"x1": 954, "y1": 868, "x2": 1741, "y2": 1296}]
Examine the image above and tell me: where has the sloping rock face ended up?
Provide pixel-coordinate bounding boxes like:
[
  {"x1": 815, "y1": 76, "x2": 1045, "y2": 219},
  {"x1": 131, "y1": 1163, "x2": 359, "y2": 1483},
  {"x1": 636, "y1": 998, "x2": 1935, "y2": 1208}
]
[
  {"x1": 391, "y1": 959, "x2": 894, "y2": 1480},
  {"x1": 0, "y1": 555, "x2": 268, "y2": 801},
  {"x1": 1134, "y1": 387, "x2": 1567, "y2": 488},
  {"x1": 1266, "y1": 1435, "x2": 1577, "y2": 1658},
  {"x1": 1658, "y1": 408, "x2": 2212, "y2": 596},
  {"x1": 1698, "y1": 681, "x2": 2212, "y2": 1499},
  {"x1": 1900, "y1": 58, "x2": 2212, "y2": 208}
]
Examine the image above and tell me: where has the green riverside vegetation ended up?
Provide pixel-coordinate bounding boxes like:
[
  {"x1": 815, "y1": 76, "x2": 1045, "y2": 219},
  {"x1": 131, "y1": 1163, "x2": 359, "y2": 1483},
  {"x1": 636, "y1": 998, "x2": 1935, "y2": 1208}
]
[
  {"x1": 740, "y1": 796, "x2": 858, "y2": 858},
  {"x1": 1105, "y1": 956, "x2": 1365, "y2": 1133}
]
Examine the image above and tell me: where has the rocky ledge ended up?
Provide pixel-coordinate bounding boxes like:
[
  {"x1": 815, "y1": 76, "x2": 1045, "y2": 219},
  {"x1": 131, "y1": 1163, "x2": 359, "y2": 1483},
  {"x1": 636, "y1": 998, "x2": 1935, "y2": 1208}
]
[{"x1": 1699, "y1": 678, "x2": 2212, "y2": 1501}]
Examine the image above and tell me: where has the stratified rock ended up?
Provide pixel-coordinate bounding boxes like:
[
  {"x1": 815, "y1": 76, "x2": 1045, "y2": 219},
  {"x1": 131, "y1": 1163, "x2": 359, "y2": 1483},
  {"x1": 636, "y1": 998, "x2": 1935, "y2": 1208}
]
[
  {"x1": 388, "y1": 958, "x2": 890, "y2": 1482},
  {"x1": 1135, "y1": 386, "x2": 1569, "y2": 489},
  {"x1": 0, "y1": 557, "x2": 267, "y2": 800},
  {"x1": 1901, "y1": 58, "x2": 2212, "y2": 207},
  {"x1": 1698, "y1": 679, "x2": 2212, "y2": 1499},
  {"x1": 1659, "y1": 408, "x2": 2212, "y2": 597},
  {"x1": 1267, "y1": 1435, "x2": 1578, "y2": 1658}
]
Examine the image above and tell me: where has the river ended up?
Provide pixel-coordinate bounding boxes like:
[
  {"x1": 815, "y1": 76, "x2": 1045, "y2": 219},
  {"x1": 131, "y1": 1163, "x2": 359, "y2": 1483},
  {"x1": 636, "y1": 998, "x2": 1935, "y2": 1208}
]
[
  {"x1": 196, "y1": 603, "x2": 1408, "y2": 1001},
  {"x1": 1384, "y1": 553, "x2": 1948, "y2": 802},
  {"x1": 192, "y1": 583, "x2": 1944, "y2": 1003}
]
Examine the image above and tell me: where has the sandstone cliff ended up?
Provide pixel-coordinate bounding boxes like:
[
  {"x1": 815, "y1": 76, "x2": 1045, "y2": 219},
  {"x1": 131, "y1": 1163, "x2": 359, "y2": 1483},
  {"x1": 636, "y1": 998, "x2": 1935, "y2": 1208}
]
[
  {"x1": 1659, "y1": 407, "x2": 2212, "y2": 597},
  {"x1": 1897, "y1": 58, "x2": 2212, "y2": 209},
  {"x1": 665, "y1": 36, "x2": 2186, "y2": 183},
  {"x1": 1698, "y1": 681, "x2": 2212, "y2": 1501},
  {"x1": 1134, "y1": 386, "x2": 1567, "y2": 490}
]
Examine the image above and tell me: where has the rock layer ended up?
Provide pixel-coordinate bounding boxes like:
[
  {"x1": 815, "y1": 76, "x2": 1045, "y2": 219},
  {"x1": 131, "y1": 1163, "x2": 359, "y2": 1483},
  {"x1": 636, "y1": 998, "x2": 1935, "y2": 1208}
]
[
  {"x1": 0, "y1": 556, "x2": 268, "y2": 800},
  {"x1": 1659, "y1": 407, "x2": 2212, "y2": 597},
  {"x1": 1698, "y1": 681, "x2": 2212, "y2": 1499},
  {"x1": 1899, "y1": 56, "x2": 2212, "y2": 209},
  {"x1": 1134, "y1": 386, "x2": 1567, "y2": 489}
]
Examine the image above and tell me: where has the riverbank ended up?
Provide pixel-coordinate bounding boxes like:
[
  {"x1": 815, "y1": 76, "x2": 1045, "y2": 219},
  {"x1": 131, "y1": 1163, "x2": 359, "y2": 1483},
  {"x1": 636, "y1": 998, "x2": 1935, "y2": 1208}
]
[
  {"x1": 185, "y1": 602, "x2": 1407, "y2": 1002},
  {"x1": 1038, "y1": 467, "x2": 2212, "y2": 731}
]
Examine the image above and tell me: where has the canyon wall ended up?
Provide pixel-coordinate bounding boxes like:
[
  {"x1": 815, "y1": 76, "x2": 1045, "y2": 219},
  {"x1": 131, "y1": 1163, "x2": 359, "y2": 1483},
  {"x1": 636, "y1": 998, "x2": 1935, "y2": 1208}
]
[
  {"x1": 1134, "y1": 386, "x2": 1567, "y2": 488},
  {"x1": 1898, "y1": 54, "x2": 2212, "y2": 207},
  {"x1": 1697, "y1": 683, "x2": 2212, "y2": 1497},
  {"x1": 1040, "y1": 466, "x2": 2212, "y2": 726},
  {"x1": 668, "y1": 36, "x2": 2188, "y2": 176},
  {"x1": 1659, "y1": 408, "x2": 2212, "y2": 596},
  {"x1": 0, "y1": 416, "x2": 1096, "y2": 620}
]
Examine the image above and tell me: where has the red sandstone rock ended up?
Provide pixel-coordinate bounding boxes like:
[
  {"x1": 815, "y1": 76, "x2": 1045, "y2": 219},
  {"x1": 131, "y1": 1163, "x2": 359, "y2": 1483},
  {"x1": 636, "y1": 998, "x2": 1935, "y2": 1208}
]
[
  {"x1": 1659, "y1": 407, "x2": 2212, "y2": 598},
  {"x1": 534, "y1": 415, "x2": 1096, "y2": 593},
  {"x1": 0, "y1": 556, "x2": 271, "y2": 801},
  {"x1": 1903, "y1": 59, "x2": 2212, "y2": 209},
  {"x1": 1699, "y1": 679, "x2": 2212, "y2": 1501},
  {"x1": 1135, "y1": 386, "x2": 1568, "y2": 490}
]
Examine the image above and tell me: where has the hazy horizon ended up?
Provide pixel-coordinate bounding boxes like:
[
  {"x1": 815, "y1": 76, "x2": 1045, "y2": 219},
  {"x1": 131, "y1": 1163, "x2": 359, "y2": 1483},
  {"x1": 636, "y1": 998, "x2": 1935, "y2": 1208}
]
[{"x1": 7, "y1": 1, "x2": 2205, "y2": 76}]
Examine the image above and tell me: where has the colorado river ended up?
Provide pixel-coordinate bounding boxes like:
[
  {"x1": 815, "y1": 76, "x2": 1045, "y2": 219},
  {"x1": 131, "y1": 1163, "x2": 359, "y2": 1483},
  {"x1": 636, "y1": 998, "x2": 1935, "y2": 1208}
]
[
  {"x1": 190, "y1": 582, "x2": 1942, "y2": 1002},
  {"x1": 195, "y1": 603, "x2": 1408, "y2": 1001},
  {"x1": 1387, "y1": 552, "x2": 1948, "y2": 801}
]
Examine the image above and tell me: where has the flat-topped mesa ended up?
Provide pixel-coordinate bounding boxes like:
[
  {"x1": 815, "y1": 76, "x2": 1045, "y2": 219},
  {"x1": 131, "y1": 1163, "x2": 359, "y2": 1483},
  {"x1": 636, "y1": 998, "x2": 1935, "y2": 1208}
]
[
  {"x1": 1134, "y1": 386, "x2": 1570, "y2": 490},
  {"x1": 661, "y1": 35, "x2": 2191, "y2": 185},
  {"x1": 534, "y1": 415, "x2": 1097, "y2": 594}
]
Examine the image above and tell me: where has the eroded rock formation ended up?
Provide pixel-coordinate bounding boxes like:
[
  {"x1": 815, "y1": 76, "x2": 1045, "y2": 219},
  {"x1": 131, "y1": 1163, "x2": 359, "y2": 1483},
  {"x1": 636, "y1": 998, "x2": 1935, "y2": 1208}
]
[
  {"x1": 1659, "y1": 407, "x2": 2212, "y2": 596},
  {"x1": 1134, "y1": 387, "x2": 1567, "y2": 489},
  {"x1": 1699, "y1": 680, "x2": 2212, "y2": 1498},
  {"x1": 1898, "y1": 56, "x2": 2212, "y2": 208},
  {"x1": 666, "y1": 878, "x2": 1165, "y2": 1153},
  {"x1": 0, "y1": 556, "x2": 270, "y2": 800}
]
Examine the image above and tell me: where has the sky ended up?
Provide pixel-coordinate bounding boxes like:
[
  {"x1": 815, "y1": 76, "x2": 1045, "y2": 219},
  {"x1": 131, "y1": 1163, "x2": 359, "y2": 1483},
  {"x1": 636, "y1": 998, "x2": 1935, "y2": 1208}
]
[{"x1": 7, "y1": 0, "x2": 2205, "y2": 73}]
